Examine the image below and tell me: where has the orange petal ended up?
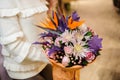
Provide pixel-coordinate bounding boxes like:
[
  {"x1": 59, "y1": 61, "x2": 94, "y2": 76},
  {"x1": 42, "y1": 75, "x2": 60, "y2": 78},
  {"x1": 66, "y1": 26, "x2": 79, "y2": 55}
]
[
  {"x1": 37, "y1": 22, "x2": 48, "y2": 28},
  {"x1": 68, "y1": 20, "x2": 85, "y2": 30},
  {"x1": 46, "y1": 19, "x2": 57, "y2": 30},
  {"x1": 53, "y1": 12, "x2": 58, "y2": 26},
  {"x1": 68, "y1": 17, "x2": 73, "y2": 25},
  {"x1": 37, "y1": 21, "x2": 56, "y2": 30}
]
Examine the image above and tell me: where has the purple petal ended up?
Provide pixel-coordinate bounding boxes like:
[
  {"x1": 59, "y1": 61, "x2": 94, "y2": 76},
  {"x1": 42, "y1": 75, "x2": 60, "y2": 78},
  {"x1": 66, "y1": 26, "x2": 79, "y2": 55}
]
[
  {"x1": 33, "y1": 42, "x2": 41, "y2": 44},
  {"x1": 48, "y1": 46, "x2": 61, "y2": 56},
  {"x1": 40, "y1": 32, "x2": 58, "y2": 38},
  {"x1": 88, "y1": 35, "x2": 102, "y2": 53},
  {"x1": 58, "y1": 17, "x2": 68, "y2": 32},
  {"x1": 72, "y1": 11, "x2": 80, "y2": 21},
  {"x1": 33, "y1": 41, "x2": 51, "y2": 45}
]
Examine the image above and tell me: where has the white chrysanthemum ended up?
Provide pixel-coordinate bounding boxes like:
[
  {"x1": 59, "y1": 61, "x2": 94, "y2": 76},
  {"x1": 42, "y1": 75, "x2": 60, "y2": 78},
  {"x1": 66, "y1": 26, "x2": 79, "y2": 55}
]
[
  {"x1": 73, "y1": 43, "x2": 86, "y2": 58},
  {"x1": 78, "y1": 24, "x2": 88, "y2": 35},
  {"x1": 61, "y1": 30, "x2": 75, "y2": 41},
  {"x1": 74, "y1": 30, "x2": 83, "y2": 41}
]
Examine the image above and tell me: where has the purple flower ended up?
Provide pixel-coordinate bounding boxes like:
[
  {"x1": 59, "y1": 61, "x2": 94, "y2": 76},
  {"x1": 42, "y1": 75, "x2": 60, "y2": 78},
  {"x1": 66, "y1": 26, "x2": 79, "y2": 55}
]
[
  {"x1": 33, "y1": 41, "x2": 51, "y2": 46},
  {"x1": 58, "y1": 17, "x2": 68, "y2": 33},
  {"x1": 88, "y1": 35, "x2": 102, "y2": 53},
  {"x1": 40, "y1": 32, "x2": 58, "y2": 38},
  {"x1": 72, "y1": 11, "x2": 80, "y2": 21},
  {"x1": 48, "y1": 46, "x2": 61, "y2": 56}
]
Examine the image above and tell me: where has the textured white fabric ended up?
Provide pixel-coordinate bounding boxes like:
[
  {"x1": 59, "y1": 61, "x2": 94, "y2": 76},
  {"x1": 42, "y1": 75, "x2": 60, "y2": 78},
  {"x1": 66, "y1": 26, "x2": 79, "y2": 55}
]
[
  {"x1": 7, "y1": 63, "x2": 47, "y2": 79},
  {"x1": 0, "y1": 0, "x2": 18, "y2": 9},
  {"x1": 0, "y1": 0, "x2": 48, "y2": 18},
  {"x1": 0, "y1": 0, "x2": 49, "y2": 79},
  {"x1": 0, "y1": 31, "x2": 24, "y2": 44},
  {"x1": 0, "y1": 8, "x2": 19, "y2": 17}
]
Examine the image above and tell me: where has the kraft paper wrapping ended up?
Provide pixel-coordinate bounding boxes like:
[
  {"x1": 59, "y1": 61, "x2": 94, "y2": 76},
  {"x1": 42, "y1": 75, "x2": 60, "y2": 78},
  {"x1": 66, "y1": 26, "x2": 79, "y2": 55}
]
[{"x1": 49, "y1": 59, "x2": 82, "y2": 80}]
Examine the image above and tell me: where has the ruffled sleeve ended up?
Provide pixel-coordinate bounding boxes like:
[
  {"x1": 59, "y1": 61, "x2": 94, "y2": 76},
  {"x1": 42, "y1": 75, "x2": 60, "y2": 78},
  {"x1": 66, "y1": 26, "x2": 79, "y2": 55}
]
[
  {"x1": 0, "y1": 0, "x2": 19, "y2": 17},
  {"x1": 16, "y1": 0, "x2": 48, "y2": 18},
  {"x1": 0, "y1": 0, "x2": 49, "y2": 64},
  {"x1": 0, "y1": 16, "x2": 49, "y2": 63},
  {"x1": 0, "y1": 0, "x2": 48, "y2": 18}
]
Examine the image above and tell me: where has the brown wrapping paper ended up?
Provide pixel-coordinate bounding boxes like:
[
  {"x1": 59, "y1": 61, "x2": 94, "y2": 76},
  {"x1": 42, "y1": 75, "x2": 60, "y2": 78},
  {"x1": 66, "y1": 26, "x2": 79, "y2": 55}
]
[{"x1": 49, "y1": 59, "x2": 82, "y2": 80}]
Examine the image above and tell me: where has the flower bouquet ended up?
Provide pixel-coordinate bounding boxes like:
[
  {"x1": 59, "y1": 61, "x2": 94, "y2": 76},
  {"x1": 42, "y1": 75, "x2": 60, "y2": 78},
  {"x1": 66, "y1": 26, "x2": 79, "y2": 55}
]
[{"x1": 35, "y1": 11, "x2": 102, "y2": 80}]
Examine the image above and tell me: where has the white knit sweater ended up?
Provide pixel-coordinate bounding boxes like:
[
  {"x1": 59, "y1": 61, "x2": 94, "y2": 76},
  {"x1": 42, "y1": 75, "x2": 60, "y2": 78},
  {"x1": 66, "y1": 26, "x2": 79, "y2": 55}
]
[{"x1": 0, "y1": 0, "x2": 49, "y2": 79}]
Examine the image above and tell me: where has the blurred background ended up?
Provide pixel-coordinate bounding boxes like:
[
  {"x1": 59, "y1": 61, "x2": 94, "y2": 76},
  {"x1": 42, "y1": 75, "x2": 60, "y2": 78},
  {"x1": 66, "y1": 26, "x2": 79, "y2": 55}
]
[{"x1": 48, "y1": 0, "x2": 120, "y2": 80}]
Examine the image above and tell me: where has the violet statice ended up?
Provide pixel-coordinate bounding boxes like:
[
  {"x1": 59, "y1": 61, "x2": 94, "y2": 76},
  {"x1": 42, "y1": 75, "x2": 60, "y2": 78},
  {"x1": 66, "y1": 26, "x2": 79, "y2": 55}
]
[{"x1": 88, "y1": 35, "x2": 102, "y2": 53}]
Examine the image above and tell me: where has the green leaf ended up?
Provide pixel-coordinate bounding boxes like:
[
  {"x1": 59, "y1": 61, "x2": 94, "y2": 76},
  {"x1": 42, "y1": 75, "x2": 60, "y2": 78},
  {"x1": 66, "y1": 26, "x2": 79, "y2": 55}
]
[
  {"x1": 83, "y1": 45, "x2": 89, "y2": 48},
  {"x1": 67, "y1": 62, "x2": 74, "y2": 67},
  {"x1": 85, "y1": 31, "x2": 92, "y2": 36},
  {"x1": 59, "y1": 41, "x2": 62, "y2": 45},
  {"x1": 81, "y1": 60, "x2": 88, "y2": 66}
]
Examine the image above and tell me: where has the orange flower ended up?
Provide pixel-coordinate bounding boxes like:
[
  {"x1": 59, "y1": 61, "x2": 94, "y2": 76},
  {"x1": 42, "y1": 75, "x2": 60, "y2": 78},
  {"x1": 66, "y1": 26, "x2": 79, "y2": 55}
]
[
  {"x1": 53, "y1": 11, "x2": 58, "y2": 27},
  {"x1": 37, "y1": 12, "x2": 59, "y2": 30},
  {"x1": 68, "y1": 17, "x2": 85, "y2": 30}
]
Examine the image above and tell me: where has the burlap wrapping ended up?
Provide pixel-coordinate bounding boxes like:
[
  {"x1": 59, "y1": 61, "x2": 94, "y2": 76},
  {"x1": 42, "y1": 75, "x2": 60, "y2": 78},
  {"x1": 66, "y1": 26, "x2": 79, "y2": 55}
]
[{"x1": 49, "y1": 59, "x2": 82, "y2": 80}]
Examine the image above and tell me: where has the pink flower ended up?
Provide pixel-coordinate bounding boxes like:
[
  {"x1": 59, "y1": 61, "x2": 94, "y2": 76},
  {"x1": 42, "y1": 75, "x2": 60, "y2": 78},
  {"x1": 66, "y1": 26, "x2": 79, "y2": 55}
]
[
  {"x1": 85, "y1": 52, "x2": 95, "y2": 62},
  {"x1": 62, "y1": 56, "x2": 70, "y2": 66},
  {"x1": 55, "y1": 37, "x2": 61, "y2": 46},
  {"x1": 64, "y1": 46, "x2": 73, "y2": 55}
]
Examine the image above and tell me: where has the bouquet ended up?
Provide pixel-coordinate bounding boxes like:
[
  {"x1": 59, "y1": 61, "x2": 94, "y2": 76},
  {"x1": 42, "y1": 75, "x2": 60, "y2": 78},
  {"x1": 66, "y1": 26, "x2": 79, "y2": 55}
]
[
  {"x1": 35, "y1": 11, "x2": 102, "y2": 67},
  {"x1": 35, "y1": 11, "x2": 102, "y2": 80}
]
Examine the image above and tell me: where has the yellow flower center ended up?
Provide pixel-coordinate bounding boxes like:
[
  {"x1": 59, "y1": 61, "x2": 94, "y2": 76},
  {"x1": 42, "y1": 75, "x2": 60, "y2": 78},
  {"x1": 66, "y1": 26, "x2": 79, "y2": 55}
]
[{"x1": 74, "y1": 44, "x2": 82, "y2": 53}]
